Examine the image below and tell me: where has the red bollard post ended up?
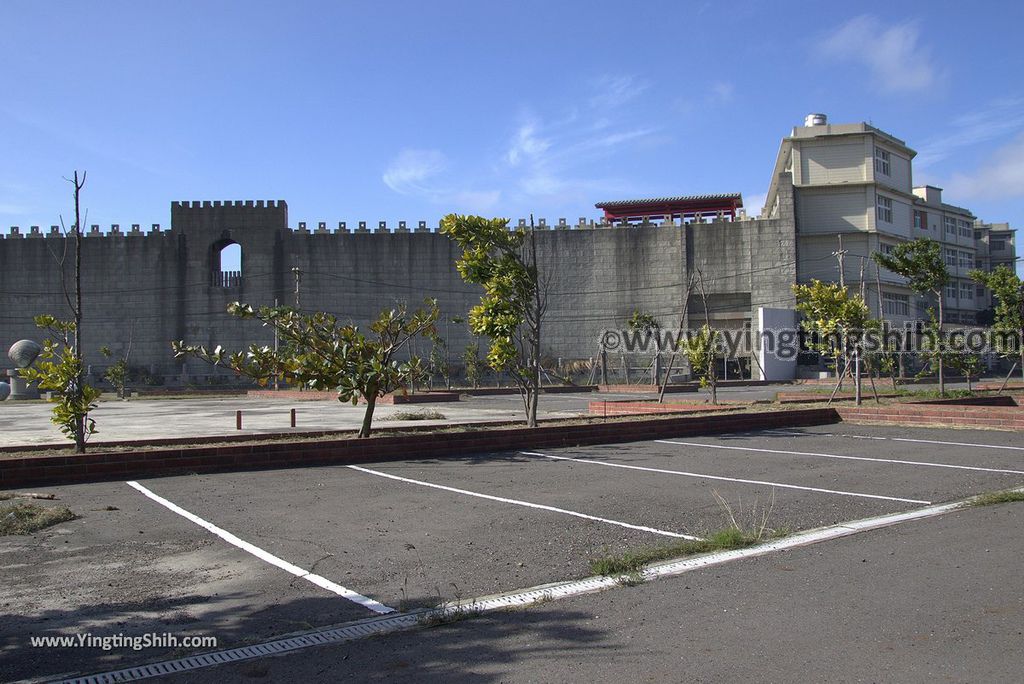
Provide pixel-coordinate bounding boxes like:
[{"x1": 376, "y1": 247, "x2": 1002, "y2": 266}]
[
  {"x1": 290, "y1": 408, "x2": 296, "y2": 428},
  {"x1": 236, "y1": 410, "x2": 242, "y2": 430}
]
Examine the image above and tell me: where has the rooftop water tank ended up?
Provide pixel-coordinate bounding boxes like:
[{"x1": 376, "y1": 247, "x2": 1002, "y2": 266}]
[{"x1": 804, "y1": 113, "x2": 828, "y2": 127}]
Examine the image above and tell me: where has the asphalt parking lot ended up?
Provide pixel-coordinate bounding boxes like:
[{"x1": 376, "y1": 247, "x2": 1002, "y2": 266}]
[{"x1": 3, "y1": 423, "x2": 1023, "y2": 682}]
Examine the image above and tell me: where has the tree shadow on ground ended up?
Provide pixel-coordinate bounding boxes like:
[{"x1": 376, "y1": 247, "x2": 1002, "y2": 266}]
[{"x1": 2, "y1": 591, "x2": 612, "y2": 683}]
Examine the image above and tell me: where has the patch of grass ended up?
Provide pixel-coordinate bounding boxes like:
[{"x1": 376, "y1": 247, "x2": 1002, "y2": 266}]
[
  {"x1": 416, "y1": 602, "x2": 482, "y2": 628},
  {"x1": 898, "y1": 388, "x2": 974, "y2": 400},
  {"x1": 383, "y1": 410, "x2": 447, "y2": 421},
  {"x1": 591, "y1": 489, "x2": 785, "y2": 576},
  {"x1": 590, "y1": 527, "x2": 760, "y2": 576},
  {"x1": 966, "y1": 490, "x2": 1024, "y2": 507},
  {"x1": 0, "y1": 503, "x2": 76, "y2": 535}
]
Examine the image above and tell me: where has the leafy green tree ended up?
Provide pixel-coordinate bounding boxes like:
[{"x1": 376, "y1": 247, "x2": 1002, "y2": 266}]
[
  {"x1": 405, "y1": 354, "x2": 428, "y2": 393},
  {"x1": 172, "y1": 300, "x2": 439, "y2": 438},
  {"x1": 793, "y1": 280, "x2": 876, "y2": 404},
  {"x1": 628, "y1": 310, "x2": 662, "y2": 385},
  {"x1": 872, "y1": 238, "x2": 950, "y2": 395},
  {"x1": 20, "y1": 316, "x2": 101, "y2": 448},
  {"x1": 946, "y1": 351, "x2": 983, "y2": 391},
  {"x1": 63, "y1": 171, "x2": 89, "y2": 452},
  {"x1": 441, "y1": 214, "x2": 547, "y2": 427},
  {"x1": 24, "y1": 171, "x2": 94, "y2": 453},
  {"x1": 463, "y1": 341, "x2": 483, "y2": 389},
  {"x1": 99, "y1": 343, "x2": 132, "y2": 399},
  {"x1": 427, "y1": 340, "x2": 449, "y2": 390},
  {"x1": 627, "y1": 311, "x2": 660, "y2": 335},
  {"x1": 679, "y1": 324, "x2": 718, "y2": 398},
  {"x1": 970, "y1": 264, "x2": 1024, "y2": 384}
]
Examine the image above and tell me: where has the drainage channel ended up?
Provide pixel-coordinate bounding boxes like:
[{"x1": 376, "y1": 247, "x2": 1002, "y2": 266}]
[{"x1": 55, "y1": 494, "x2": 994, "y2": 684}]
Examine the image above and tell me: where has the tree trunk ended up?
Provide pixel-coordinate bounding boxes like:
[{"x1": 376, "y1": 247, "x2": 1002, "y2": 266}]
[
  {"x1": 528, "y1": 326, "x2": 541, "y2": 427},
  {"x1": 526, "y1": 387, "x2": 538, "y2": 428},
  {"x1": 937, "y1": 292, "x2": 945, "y2": 396},
  {"x1": 854, "y1": 346, "x2": 862, "y2": 405},
  {"x1": 73, "y1": 172, "x2": 86, "y2": 454},
  {"x1": 359, "y1": 391, "x2": 377, "y2": 438}
]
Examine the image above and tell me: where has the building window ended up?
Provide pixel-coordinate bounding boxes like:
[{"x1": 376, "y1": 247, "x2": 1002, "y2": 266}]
[
  {"x1": 976, "y1": 285, "x2": 986, "y2": 298},
  {"x1": 946, "y1": 284, "x2": 959, "y2": 300},
  {"x1": 959, "y1": 250, "x2": 972, "y2": 268},
  {"x1": 960, "y1": 282, "x2": 974, "y2": 301},
  {"x1": 880, "y1": 242, "x2": 896, "y2": 256},
  {"x1": 959, "y1": 219, "x2": 972, "y2": 238},
  {"x1": 914, "y1": 210, "x2": 927, "y2": 230},
  {"x1": 974, "y1": 230, "x2": 982, "y2": 240},
  {"x1": 874, "y1": 147, "x2": 891, "y2": 176},
  {"x1": 944, "y1": 216, "x2": 956, "y2": 235},
  {"x1": 944, "y1": 248, "x2": 957, "y2": 267},
  {"x1": 992, "y1": 239, "x2": 1005, "y2": 251},
  {"x1": 882, "y1": 292, "x2": 909, "y2": 316},
  {"x1": 876, "y1": 195, "x2": 893, "y2": 224},
  {"x1": 211, "y1": 240, "x2": 242, "y2": 288}
]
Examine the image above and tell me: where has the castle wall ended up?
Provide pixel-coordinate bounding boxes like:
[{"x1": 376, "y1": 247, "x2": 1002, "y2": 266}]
[{"x1": 1, "y1": 191, "x2": 796, "y2": 382}]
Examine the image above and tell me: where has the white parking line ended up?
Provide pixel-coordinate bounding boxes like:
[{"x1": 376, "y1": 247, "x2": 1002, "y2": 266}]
[
  {"x1": 346, "y1": 465, "x2": 700, "y2": 540},
  {"x1": 757, "y1": 429, "x2": 1024, "y2": 452},
  {"x1": 521, "y1": 451, "x2": 930, "y2": 505},
  {"x1": 653, "y1": 439, "x2": 1024, "y2": 475},
  {"x1": 890, "y1": 436, "x2": 1024, "y2": 451},
  {"x1": 127, "y1": 481, "x2": 395, "y2": 615}
]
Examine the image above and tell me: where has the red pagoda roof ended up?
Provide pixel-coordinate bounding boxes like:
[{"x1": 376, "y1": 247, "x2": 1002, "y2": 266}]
[{"x1": 595, "y1": 193, "x2": 743, "y2": 222}]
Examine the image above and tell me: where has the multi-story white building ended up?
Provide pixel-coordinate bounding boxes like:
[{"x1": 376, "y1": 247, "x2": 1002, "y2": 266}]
[{"x1": 763, "y1": 114, "x2": 1016, "y2": 326}]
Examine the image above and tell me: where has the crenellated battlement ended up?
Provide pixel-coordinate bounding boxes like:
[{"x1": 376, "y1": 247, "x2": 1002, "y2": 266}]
[
  {"x1": 3, "y1": 206, "x2": 761, "y2": 240},
  {"x1": 284, "y1": 211, "x2": 757, "y2": 235},
  {"x1": 3, "y1": 223, "x2": 170, "y2": 239},
  {"x1": 170, "y1": 199, "x2": 285, "y2": 210},
  {"x1": 170, "y1": 199, "x2": 289, "y2": 233}
]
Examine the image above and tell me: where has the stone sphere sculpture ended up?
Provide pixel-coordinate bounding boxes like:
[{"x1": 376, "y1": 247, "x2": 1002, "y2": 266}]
[
  {"x1": 0, "y1": 382, "x2": 9, "y2": 401},
  {"x1": 8, "y1": 339, "x2": 42, "y2": 369}
]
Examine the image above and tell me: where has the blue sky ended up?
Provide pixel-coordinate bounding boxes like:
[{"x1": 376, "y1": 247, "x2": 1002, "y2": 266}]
[{"x1": 1, "y1": 1, "x2": 1022, "y2": 275}]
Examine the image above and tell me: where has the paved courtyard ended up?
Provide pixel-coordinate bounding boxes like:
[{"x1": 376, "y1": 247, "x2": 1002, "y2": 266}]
[{"x1": 0, "y1": 387, "x2": 795, "y2": 447}]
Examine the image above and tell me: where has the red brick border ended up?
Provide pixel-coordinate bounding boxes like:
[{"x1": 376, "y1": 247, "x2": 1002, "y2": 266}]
[
  {"x1": 837, "y1": 396, "x2": 1024, "y2": 430},
  {"x1": 0, "y1": 409, "x2": 840, "y2": 489},
  {"x1": 588, "y1": 401, "x2": 740, "y2": 416},
  {"x1": 596, "y1": 384, "x2": 697, "y2": 394},
  {"x1": 775, "y1": 392, "x2": 902, "y2": 404}
]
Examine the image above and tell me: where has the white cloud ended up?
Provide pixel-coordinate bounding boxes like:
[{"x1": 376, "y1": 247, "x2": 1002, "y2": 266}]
[
  {"x1": 451, "y1": 190, "x2": 502, "y2": 213},
  {"x1": 589, "y1": 74, "x2": 651, "y2": 108},
  {"x1": 0, "y1": 202, "x2": 34, "y2": 215},
  {"x1": 916, "y1": 97, "x2": 1024, "y2": 168},
  {"x1": 382, "y1": 87, "x2": 660, "y2": 215},
  {"x1": 742, "y1": 192, "x2": 767, "y2": 218},
  {"x1": 501, "y1": 113, "x2": 657, "y2": 204},
  {"x1": 520, "y1": 174, "x2": 564, "y2": 197},
  {"x1": 711, "y1": 81, "x2": 735, "y2": 103},
  {"x1": 382, "y1": 149, "x2": 447, "y2": 195},
  {"x1": 382, "y1": 148, "x2": 501, "y2": 209},
  {"x1": 944, "y1": 133, "x2": 1024, "y2": 200},
  {"x1": 817, "y1": 15, "x2": 940, "y2": 93},
  {"x1": 569, "y1": 128, "x2": 656, "y2": 153},
  {"x1": 505, "y1": 123, "x2": 551, "y2": 167}
]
